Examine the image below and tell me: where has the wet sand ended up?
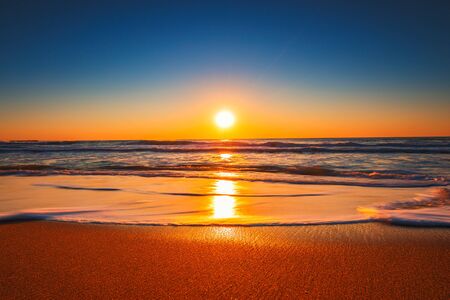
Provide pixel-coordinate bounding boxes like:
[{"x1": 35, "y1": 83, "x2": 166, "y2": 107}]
[{"x1": 0, "y1": 222, "x2": 449, "y2": 299}]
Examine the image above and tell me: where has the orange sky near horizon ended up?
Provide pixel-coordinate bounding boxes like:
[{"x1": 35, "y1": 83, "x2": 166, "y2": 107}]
[{"x1": 1, "y1": 82, "x2": 449, "y2": 140}]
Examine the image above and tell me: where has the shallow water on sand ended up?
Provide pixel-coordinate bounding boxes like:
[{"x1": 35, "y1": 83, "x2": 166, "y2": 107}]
[{"x1": 0, "y1": 175, "x2": 448, "y2": 226}]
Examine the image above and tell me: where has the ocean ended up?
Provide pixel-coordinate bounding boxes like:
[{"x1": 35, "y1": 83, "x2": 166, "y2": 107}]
[{"x1": 0, "y1": 137, "x2": 449, "y2": 226}]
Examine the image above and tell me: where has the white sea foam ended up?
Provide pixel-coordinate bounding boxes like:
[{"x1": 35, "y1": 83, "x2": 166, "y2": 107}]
[
  {"x1": 358, "y1": 188, "x2": 450, "y2": 226},
  {"x1": 0, "y1": 207, "x2": 106, "y2": 222}
]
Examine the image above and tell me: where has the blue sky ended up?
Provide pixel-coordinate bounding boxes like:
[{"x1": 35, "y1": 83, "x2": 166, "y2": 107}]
[
  {"x1": 1, "y1": 1, "x2": 449, "y2": 139},
  {"x1": 1, "y1": 1, "x2": 449, "y2": 94}
]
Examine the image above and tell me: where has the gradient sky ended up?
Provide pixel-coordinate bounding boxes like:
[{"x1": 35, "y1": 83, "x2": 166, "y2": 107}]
[{"x1": 1, "y1": 1, "x2": 449, "y2": 140}]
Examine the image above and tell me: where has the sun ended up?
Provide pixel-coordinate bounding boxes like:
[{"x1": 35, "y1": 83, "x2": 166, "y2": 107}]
[{"x1": 214, "y1": 110, "x2": 235, "y2": 129}]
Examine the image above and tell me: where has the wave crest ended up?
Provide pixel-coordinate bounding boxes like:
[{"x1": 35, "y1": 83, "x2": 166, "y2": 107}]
[
  {"x1": 0, "y1": 164, "x2": 446, "y2": 187},
  {"x1": 358, "y1": 188, "x2": 450, "y2": 226}
]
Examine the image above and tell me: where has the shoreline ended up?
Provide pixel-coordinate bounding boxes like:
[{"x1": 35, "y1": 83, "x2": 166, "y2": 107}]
[
  {"x1": 1, "y1": 175, "x2": 448, "y2": 227},
  {"x1": 1, "y1": 221, "x2": 449, "y2": 299}
]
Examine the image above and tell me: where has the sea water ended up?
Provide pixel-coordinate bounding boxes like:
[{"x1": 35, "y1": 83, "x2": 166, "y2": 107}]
[{"x1": 0, "y1": 137, "x2": 448, "y2": 226}]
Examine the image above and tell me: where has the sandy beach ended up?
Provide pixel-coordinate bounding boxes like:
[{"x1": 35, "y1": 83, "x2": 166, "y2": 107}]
[
  {"x1": 2, "y1": 0, "x2": 450, "y2": 298},
  {"x1": 0, "y1": 222, "x2": 448, "y2": 299}
]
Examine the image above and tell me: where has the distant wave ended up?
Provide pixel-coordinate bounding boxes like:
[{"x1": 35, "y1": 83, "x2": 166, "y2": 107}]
[
  {"x1": 2, "y1": 138, "x2": 449, "y2": 147},
  {"x1": 0, "y1": 164, "x2": 61, "y2": 171},
  {"x1": 1, "y1": 146, "x2": 449, "y2": 154},
  {"x1": 123, "y1": 140, "x2": 450, "y2": 148},
  {"x1": 1, "y1": 138, "x2": 449, "y2": 155}
]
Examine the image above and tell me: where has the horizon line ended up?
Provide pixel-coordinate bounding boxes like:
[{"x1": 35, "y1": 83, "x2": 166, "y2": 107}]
[{"x1": 2, "y1": 135, "x2": 449, "y2": 142}]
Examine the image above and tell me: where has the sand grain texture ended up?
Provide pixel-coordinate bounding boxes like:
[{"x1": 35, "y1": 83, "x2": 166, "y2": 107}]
[{"x1": 0, "y1": 222, "x2": 449, "y2": 299}]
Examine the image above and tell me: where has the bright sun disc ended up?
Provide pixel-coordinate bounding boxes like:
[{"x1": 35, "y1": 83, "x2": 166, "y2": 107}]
[{"x1": 215, "y1": 110, "x2": 235, "y2": 129}]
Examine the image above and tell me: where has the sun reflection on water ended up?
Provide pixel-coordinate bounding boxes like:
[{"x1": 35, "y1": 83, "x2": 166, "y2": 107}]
[
  {"x1": 219, "y1": 153, "x2": 232, "y2": 160},
  {"x1": 215, "y1": 172, "x2": 238, "y2": 178},
  {"x1": 211, "y1": 180, "x2": 237, "y2": 219}
]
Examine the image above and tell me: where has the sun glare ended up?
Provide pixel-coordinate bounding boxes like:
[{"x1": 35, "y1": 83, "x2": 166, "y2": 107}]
[{"x1": 214, "y1": 110, "x2": 235, "y2": 129}]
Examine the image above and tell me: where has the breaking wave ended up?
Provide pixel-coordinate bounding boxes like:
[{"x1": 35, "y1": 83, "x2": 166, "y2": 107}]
[
  {"x1": 2, "y1": 138, "x2": 449, "y2": 147},
  {"x1": 1, "y1": 146, "x2": 449, "y2": 154},
  {"x1": 358, "y1": 188, "x2": 450, "y2": 226},
  {"x1": 0, "y1": 164, "x2": 447, "y2": 188}
]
